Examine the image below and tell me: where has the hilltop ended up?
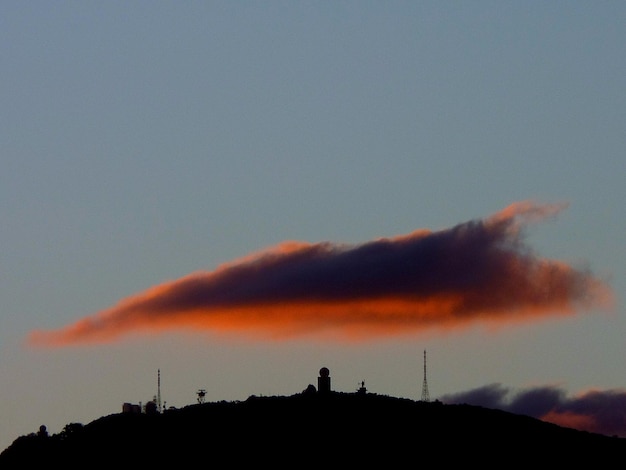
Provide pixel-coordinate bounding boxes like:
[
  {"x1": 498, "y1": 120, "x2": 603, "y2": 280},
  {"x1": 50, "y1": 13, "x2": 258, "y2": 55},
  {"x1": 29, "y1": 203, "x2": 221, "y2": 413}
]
[{"x1": 1, "y1": 390, "x2": 624, "y2": 467}]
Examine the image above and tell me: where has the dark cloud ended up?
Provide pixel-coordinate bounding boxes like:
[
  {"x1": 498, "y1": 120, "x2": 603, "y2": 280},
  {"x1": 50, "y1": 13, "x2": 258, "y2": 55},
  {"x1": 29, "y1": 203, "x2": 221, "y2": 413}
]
[
  {"x1": 440, "y1": 384, "x2": 626, "y2": 437},
  {"x1": 27, "y1": 200, "x2": 613, "y2": 347}
]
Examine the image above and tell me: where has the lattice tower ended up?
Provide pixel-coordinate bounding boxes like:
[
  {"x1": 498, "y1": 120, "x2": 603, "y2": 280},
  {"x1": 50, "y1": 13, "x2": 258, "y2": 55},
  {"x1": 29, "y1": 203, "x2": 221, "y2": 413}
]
[{"x1": 421, "y1": 350, "x2": 430, "y2": 402}]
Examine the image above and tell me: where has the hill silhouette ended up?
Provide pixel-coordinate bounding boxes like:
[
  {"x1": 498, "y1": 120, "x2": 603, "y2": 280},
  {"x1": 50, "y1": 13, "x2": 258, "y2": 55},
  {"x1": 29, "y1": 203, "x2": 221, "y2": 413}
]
[{"x1": 2, "y1": 389, "x2": 625, "y2": 467}]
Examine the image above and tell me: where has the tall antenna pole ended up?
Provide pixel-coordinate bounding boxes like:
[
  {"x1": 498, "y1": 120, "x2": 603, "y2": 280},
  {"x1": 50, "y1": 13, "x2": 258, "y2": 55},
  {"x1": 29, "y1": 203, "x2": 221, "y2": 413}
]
[
  {"x1": 421, "y1": 350, "x2": 430, "y2": 402},
  {"x1": 157, "y1": 369, "x2": 162, "y2": 413}
]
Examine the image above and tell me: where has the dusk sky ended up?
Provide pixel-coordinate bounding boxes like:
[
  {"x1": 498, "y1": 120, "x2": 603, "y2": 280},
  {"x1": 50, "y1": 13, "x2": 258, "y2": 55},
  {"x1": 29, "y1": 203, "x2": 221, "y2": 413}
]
[{"x1": 2, "y1": 1, "x2": 625, "y2": 450}]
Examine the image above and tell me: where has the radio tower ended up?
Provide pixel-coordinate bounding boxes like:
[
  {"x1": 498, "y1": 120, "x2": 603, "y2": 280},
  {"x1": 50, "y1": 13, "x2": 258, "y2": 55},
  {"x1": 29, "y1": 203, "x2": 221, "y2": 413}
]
[
  {"x1": 421, "y1": 350, "x2": 430, "y2": 402},
  {"x1": 157, "y1": 369, "x2": 162, "y2": 413}
]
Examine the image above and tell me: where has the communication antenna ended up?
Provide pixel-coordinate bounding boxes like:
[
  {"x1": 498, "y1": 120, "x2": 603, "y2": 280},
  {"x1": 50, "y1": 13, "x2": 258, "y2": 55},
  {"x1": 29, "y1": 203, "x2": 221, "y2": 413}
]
[
  {"x1": 157, "y1": 369, "x2": 162, "y2": 413},
  {"x1": 421, "y1": 350, "x2": 430, "y2": 402}
]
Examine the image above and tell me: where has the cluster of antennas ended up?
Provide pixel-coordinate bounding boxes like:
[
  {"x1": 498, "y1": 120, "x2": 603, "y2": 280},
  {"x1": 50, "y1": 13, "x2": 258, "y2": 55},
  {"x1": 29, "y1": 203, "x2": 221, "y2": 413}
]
[{"x1": 123, "y1": 351, "x2": 430, "y2": 414}]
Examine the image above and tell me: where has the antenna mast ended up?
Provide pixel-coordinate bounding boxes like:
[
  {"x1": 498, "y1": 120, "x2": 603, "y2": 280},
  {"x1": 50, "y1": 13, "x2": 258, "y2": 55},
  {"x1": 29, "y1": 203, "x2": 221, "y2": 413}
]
[
  {"x1": 157, "y1": 369, "x2": 162, "y2": 413},
  {"x1": 421, "y1": 350, "x2": 430, "y2": 402}
]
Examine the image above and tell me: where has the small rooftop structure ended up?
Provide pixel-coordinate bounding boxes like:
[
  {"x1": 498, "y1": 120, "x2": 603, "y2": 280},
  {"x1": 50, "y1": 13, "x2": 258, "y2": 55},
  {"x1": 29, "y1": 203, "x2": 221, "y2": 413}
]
[
  {"x1": 122, "y1": 403, "x2": 142, "y2": 414},
  {"x1": 145, "y1": 399, "x2": 158, "y2": 415}
]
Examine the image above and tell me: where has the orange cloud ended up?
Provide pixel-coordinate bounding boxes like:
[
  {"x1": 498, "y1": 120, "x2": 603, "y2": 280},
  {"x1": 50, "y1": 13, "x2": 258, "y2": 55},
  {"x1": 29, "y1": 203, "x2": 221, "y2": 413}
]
[
  {"x1": 541, "y1": 410, "x2": 597, "y2": 433},
  {"x1": 27, "y1": 200, "x2": 613, "y2": 347}
]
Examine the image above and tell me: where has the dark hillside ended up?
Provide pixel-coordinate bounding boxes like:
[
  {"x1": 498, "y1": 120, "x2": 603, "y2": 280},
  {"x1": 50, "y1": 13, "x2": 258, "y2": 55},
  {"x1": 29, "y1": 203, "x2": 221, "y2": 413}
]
[{"x1": 2, "y1": 391, "x2": 624, "y2": 467}]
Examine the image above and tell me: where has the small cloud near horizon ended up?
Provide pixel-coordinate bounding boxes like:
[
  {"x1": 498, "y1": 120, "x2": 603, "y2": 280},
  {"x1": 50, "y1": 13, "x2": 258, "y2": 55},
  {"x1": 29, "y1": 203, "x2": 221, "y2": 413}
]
[
  {"x1": 27, "y1": 200, "x2": 613, "y2": 347},
  {"x1": 440, "y1": 383, "x2": 626, "y2": 438}
]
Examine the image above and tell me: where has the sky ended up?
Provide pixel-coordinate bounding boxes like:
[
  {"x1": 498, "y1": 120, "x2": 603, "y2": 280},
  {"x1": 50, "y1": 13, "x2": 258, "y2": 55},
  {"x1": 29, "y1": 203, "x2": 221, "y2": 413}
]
[{"x1": 1, "y1": 1, "x2": 625, "y2": 450}]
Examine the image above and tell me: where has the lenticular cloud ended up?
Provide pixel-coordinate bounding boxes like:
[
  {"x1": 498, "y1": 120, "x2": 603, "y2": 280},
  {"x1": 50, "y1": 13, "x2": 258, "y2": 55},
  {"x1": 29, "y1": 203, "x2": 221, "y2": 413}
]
[{"x1": 28, "y1": 201, "x2": 613, "y2": 347}]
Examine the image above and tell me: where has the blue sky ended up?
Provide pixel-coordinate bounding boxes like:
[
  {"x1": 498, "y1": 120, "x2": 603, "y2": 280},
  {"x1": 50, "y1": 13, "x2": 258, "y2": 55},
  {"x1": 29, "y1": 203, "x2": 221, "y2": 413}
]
[{"x1": 1, "y1": 1, "x2": 625, "y2": 449}]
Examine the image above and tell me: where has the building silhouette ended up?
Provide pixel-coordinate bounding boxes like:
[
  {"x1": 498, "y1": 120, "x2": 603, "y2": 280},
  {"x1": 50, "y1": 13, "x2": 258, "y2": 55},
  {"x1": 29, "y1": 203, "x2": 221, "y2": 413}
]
[{"x1": 318, "y1": 367, "x2": 331, "y2": 393}]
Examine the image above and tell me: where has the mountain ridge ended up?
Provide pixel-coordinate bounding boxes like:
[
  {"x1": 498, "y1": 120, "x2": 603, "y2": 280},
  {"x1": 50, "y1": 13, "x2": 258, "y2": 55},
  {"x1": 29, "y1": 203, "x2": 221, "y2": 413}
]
[{"x1": 2, "y1": 390, "x2": 624, "y2": 467}]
